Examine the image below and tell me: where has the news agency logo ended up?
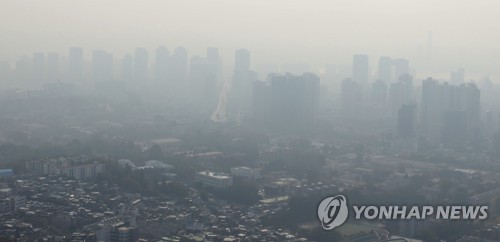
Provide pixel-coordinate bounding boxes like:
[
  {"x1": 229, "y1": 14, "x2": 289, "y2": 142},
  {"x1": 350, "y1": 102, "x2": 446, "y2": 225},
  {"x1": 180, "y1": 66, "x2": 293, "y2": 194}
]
[
  {"x1": 317, "y1": 195, "x2": 349, "y2": 230},
  {"x1": 317, "y1": 194, "x2": 489, "y2": 231}
]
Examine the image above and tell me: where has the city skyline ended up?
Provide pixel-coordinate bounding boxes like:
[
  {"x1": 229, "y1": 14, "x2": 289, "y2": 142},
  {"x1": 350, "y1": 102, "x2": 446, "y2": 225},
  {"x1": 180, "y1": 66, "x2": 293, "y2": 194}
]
[{"x1": 2, "y1": 1, "x2": 500, "y2": 79}]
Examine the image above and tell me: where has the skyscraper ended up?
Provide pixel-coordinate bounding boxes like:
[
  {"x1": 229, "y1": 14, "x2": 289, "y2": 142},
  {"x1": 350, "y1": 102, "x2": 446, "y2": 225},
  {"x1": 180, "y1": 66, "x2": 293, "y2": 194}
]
[
  {"x1": 397, "y1": 104, "x2": 417, "y2": 139},
  {"x1": 378, "y1": 56, "x2": 392, "y2": 83},
  {"x1": 352, "y1": 55, "x2": 369, "y2": 83},
  {"x1": 234, "y1": 49, "x2": 251, "y2": 72},
  {"x1": 420, "y1": 78, "x2": 480, "y2": 144},
  {"x1": 388, "y1": 74, "x2": 413, "y2": 116},
  {"x1": 155, "y1": 46, "x2": 169, "y2": 82},
  {"x1": 341, "y1": 78, "x2": 363, "y2": 118},
  {"x1": 168, "y1": 47, "x2": 188, "y2": 83},
  {"x1": 68, "y1": 47, "x2": 84, "y2": 81},
  {"x1": 229, "y1": 49, "x2": 257, "y2": 120},
  {"x1": 134, "y1": 48, "x2": 149, "y2": 81},
  {"x1": 268, "y1": 73, "x2": 320, "y2": 129},
  {"x1": 371, "y1": 80, "x2": 387, "y2": 106},
  {"x1": 377, "y1": 57, "x2": 410, "y2": 83},
  {"x1": 393, "y1": 58, "x2": 410, "y2": 81},
  {"x1": 420, "y1": 78, "x2": 443, "y2": 141},
  {"x1": 189, "y1": 48, "x2": 221, "y2": 104}
]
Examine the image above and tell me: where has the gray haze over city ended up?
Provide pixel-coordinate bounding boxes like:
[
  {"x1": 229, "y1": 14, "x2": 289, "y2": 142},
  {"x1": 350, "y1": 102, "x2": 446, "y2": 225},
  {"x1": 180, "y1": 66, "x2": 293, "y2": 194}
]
[{"x1": 1, "y1": 1, "x2": 500, "y2": 242}]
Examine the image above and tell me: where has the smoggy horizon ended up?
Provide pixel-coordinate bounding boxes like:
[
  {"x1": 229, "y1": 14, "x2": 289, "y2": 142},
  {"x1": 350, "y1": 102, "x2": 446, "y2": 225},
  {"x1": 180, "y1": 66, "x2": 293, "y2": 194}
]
[{"x1": 2, "y1": 0, "x2": 500, "y2": 81}]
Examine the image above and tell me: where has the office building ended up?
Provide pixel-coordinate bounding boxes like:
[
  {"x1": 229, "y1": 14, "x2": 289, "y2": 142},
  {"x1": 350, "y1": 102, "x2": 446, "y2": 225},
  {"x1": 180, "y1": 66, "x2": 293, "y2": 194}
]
[
  {"x1": 268, "y1": 73, "x2": 320, "y2": 128},
  {"x1": 195, "y1": 171, "x2": 233, "y2": 189},
  {"x1": 341, "y1": 78, "x2": 363, "y2": 118},
  {"x1": 378, "y1": 56, "x2": 392, "y2": 83},
  {"x1": 377, "y1": 57, "x2": 410, "y2": 83},
  {"x1": 371, "y1": 80, "x2": 388, "y2": 106},
  {"x1": 388, "y1": 74, "x2": 413, "y2": 116},
  {"x1": 230, "y1": 167, "x2": 261, "y2": 180},
  {"x1": 229, "y1": 49, "x2": 257, "y2": 119},
  {"x1": 168, "y1": 47, "x2": 188, "y2": 83},
  {"x1": 398, "y1": 104, "x2": 417, "y2": 138},
  {"x1": 155, "y1": 46, "x2": 169, "y2": 82}
]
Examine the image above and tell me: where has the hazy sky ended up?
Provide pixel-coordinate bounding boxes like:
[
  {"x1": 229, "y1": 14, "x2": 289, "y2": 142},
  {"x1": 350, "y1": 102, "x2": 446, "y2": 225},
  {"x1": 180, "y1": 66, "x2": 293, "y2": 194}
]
[{"x1": 2, "y1": 0, "x2": 500, "y2": 77}]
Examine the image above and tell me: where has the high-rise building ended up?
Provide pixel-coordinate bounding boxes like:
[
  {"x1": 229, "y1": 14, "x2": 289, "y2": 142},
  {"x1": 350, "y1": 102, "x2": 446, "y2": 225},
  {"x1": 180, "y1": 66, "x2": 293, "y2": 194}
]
[
  {"x1": 253, "y1": 73, "x2": 320, "y2": 131},
  {"x1": 420, "y1": 78, "x2": 443, "y2": 139},
  {"x1": 269, "y1": 73, "x2": 320, "y2": 129},
  {"x1": 371, "y1": 80, "x2": 388, "y2": 106},
  {"x1": 393, "y1": 58, "x2": 410, "y2": 81},
  {"x1": 397, "y1": 104, "x2": 417, "y2": 138},
  {"x1": 378, "y1": 57, "x2": 410, "y2": 83},
  {"x1": 352, "y1": 55, "x2": 369, "y2": 83},
  {"x1": 155, "y1": 46, "x2": 169, "y2": 82},
  {"x1": 420, "y1": 78, "x2": 480, "y2": 145},
  {"x1": 168, "y1": 47, "x2": 188, "y2": 83},
  {"x1": 133, "y1": 48, "x2": 149, "y2": 81},
  {"x1": 388, "y1": 74, "x2": 413, "y2": 116},
  {"x1": 442, "y1": 110, "x2": 467, "y2": 146},
  {"x1": 68, "y1": 47, "x2": 84, "y2": 81},
  {"x1": 378, "y1": 56, "x2": 392, "y2": 83},
  {"x1": 229, "y1": 49, "x2": 257, "y2": 119},
  {"x1": 234, "y1": 49, "x2": 251, "y2": 72},
  {"x1": 252, "y1": 80, "x2": 272, "y2": 123},
  {"x1": 189, "y1": 48, "x2": 221, "y2": 104},
  {"x1": 341, "y1": 78, "x2": 363, "y2": 118}
]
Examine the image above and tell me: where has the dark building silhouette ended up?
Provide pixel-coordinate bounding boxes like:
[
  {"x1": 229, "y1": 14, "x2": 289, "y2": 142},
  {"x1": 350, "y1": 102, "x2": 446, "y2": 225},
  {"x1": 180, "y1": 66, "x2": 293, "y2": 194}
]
[
  {"x1": 388, "y1": 74, "x2": 413, "y2": 116},
  {"x1": 168, "y1": 47, "x2": 188, "y2": 83},
  {"x1": 234, "y1": 49, "x2": 250, "y2": 72},
  {"x1": 371, "y1": 80, "x2": 387, "y2": 106},
  {"x1": 377, "y1": 57, "x2": 410, "y2": 83},
  {"x1": 420, "y1": 78, "x2": 480, "y2": 145},
  {"x1": 155, "y1": 46, "x2": 169, "y2": 82},
  {"x1": 378, "y1": 56, "x2": 392, "y2": 83},
  {"x1": 398, "y1": 104, "x2": 417, "y2": 138},
  {"x1": 341, "y1": 78, "x2": 363, "y2": 118},
  {"x1": 189, "y1": 48, "x2": 220, "y2": 105},
  {"x1": 229, "y1": 49, "x2": 257, "y2": 120},
  {"x1": 253, "y1": 73, "x2": 320, "y2": 131},
  {"x1": 442, "y1": 110, "x2": 467, "y2": 146}
]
